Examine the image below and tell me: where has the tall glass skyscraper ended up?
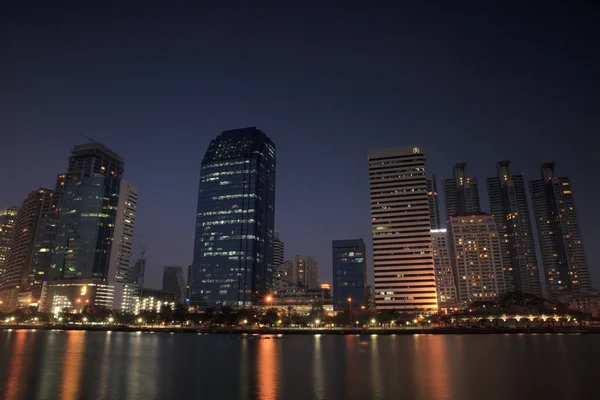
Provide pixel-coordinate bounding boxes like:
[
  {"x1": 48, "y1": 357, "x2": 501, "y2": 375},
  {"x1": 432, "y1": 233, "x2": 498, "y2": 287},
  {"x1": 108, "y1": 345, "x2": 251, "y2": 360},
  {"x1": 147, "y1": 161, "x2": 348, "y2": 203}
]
[
  {"x1": 332, "y1": 239, "x2": 366, "y2": 311},
  {"x1": 191, "y1": 127, "x2": 276, "y2": 307}
]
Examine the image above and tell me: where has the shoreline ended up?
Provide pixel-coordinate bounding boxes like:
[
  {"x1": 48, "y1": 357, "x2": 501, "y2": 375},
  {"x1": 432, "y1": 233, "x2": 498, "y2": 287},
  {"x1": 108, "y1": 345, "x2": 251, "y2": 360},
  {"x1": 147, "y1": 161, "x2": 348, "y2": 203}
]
[{"x1": 1, "y1": 325, "x2": 598, "y2": 335}]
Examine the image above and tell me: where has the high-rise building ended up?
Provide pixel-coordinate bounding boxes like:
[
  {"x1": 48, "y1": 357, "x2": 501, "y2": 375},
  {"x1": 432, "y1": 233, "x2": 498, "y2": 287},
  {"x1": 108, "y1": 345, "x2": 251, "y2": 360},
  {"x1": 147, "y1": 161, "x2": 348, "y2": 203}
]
[
  {"x1": 130, "y1": 256, "x2": 146, "y2": 289},
  {"x1": 190, "y1": 127, "x2": 276, "y2": 307},
  {"x1": 442, "y1": 162, "x2": 481, "y2": 223},
  {"x1": 295, "y1": 255, "x2": 319, "y2": 289},
  {"x1": 0, "y1": 189, "x2": 53, "y2": 311},
  {"x1": 0, "y1": 206, "x2": 19, "y2": 277},
  {"x1": 49, "y1": 143, "x2": 126, "y2": 281},
  {"x1": 186, "y1": 264, "x2": 192, "y2": 303},
  {"x1": 530, "y1": 162, "x2": 591, "y2": 300},
  {"x1": 448, "y1": 212, "x2": 506, "y2": 305},
  {"x1": 273, "y1": 230, "x2": 284, "y2": 270},
  {"x1": 431, "y1": 229, "x2": 457, "y2": 307},
  {"x1": 426, "y1": 176, "x2": 441, "y2": 230},
  {"x1": 163, "y1": 266, "x2": 185, "y2": 304},
  {"x1": 488, "y1": 160, "x2": 542, "y2": 297},
  {"x1": 107, "y1": 180, "x2": 138, "y2": 283},
  {"x1": 368, "y1": 145, "x2": 437, "y2": 311},
  {"x1": 332, "y1": 239, "x2": 366, "y2": 310}
]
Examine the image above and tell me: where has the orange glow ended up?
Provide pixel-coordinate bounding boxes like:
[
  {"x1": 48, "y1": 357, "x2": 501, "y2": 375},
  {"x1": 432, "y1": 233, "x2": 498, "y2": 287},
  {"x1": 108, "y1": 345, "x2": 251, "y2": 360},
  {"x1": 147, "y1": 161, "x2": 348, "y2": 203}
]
[
  {"x1": 60, "y1": 331, "x2": 85, "y2": 399},
  {"x1": 266, "y1": 296, "x2": 272, "y2": 303},
  {"x1": 257, "y1": 337, "x2": 278, "y2": 399},
  {"x1": 76, "y1": 298, "x2": 81, "y2": 303},
  {"x1": 347, "y1": 297, "x2": 352, "y2": 302},
  {"x1": 6, "y1": 330, "x2": 27, "y2": 397}
]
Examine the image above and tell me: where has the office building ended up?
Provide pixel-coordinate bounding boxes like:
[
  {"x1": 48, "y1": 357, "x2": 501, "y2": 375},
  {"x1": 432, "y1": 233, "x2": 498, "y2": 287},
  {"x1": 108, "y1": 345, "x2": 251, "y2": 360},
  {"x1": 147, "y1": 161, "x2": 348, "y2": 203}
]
[
  {"x1": 0, "y1": 206, "x2": 19, "y2": 275},
  {"x1": 487, "y1": 160, "x2": 542, "y2": 297},
  {"x1": 368, "y1": 145, "x2": 437, "y2": 311},
  {"x1": 186, "y1": 264, "x2": 192, "y2": 303},
  {"x1": 431, "y1": 229, "x2": 457, "y2": 307},
  {"x1": 0, "y1": 189, "x2": 53, "y2": 311},
  {"x1": 332, "y1": 239, "x2": 366, "y2": 311},
  {"x1": 273, "y1": 230, "x2": 284, "y2": 270},
  {"x1": 530, "y1": 162, "x2": 591, "y2": 300},
  {"x1": 448, "y1": 212, "x2": 506, "y2": 304},
  {"x1": 190, "y1": 127, "x2": 276, "y2": 307},
  {"x1": 163, "y1": 266, "x2": 185, "y2": 304},
  {"x1": 49, "y1": 143, "x2": 126, "y2": 281},
  {"x1": 135, "y1": 288, "x2": 179, "y2": 314},
  {"x1": 107, "y1": 180, "x2": 138, "y2": 283},
  {"x1": 442, "y1": 162, "x2": 481, "y2": 223},
  {"x1": 39, "y1": 279, "x2": 115, "y2": 313},
  {"x1": 426, "y1": 176, "x2": 441, "y2": 230}
]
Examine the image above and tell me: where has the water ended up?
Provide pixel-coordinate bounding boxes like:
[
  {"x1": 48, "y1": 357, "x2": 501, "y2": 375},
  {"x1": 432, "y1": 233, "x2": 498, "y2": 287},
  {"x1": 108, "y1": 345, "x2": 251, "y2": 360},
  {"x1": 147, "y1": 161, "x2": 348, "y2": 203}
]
[{"x1": 0, "y1": 330, "x2": 598, "y2": 400}]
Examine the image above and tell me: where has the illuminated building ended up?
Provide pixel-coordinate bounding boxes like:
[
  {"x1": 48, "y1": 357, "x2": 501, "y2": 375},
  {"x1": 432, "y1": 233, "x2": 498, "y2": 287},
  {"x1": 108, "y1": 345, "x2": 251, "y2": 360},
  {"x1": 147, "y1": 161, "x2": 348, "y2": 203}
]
[
  {"x1": 163, "y1": 266, "x2": 185, "y2": 304},
  {"x1": 332, "y1": 239, "x2": 366, "y2": 310},
  {"x1": 107, "y1": 180, "x2": 138, "y2": 284},
  {"x1": 190, "y1": 127, "x2": 276, "y2": 307},
  {"x1": 288, "y1": 255, "x2": 319, "y2": 289},
  {"x1": 273, "y1": 230, "x2": 284, "y2": 271},
  {"x1": 487, "y1": 160, "x2": 542, "y2": 297},
  {"x1": 39, "y1": 279, "x2": 115, "y2": 313},
  {"x1": 0, "y1": 189, "x2": 53, "y2": 311},
  {"x1": 530, "y1": 162, "x2": 591, "y2": 300},
  {"x1": 134, "y1": 288, "x2": 178, "y2": 314},
  {"x1": 431, "y1": 229, "x2": 457, "y2": 307},
  {"x1": 442, "y1": 162, "x2": 481, "y2": 223},
  {"x1": 426, "y1": 176, "x2": 441, "y2": 230},
  {"x1": 49, "y1": 143, "x2": 126, "y2": 280},
  {"x1": 0, "y1": 206, "x2": 19, "y2": 276},
  {"x1": 368, "y1": 145, "x2": 437, "y2": 311},
  {"x1": 448, "y1": 212, "x2": 506, "y2": 305}
]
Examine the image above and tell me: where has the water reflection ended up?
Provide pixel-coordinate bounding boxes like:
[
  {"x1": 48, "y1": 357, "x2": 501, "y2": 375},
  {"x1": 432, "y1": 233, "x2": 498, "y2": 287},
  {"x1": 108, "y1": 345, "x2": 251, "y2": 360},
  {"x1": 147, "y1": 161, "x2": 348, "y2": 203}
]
[
  {"x1": 312, "y1": 335, "x2": 324, "y2": 400},
  {"x1": 369, "y1": 335, "x2": 383, "y2": 400},
  {"x1": 5, "y1": 330, "x2": 27, "y2": 398},
  {"x1": 60, "y1": 331, "x2": 85, "y2": 400},
  {"x1": 256, "y1": 337, "x2": 278, "y2": 400}
]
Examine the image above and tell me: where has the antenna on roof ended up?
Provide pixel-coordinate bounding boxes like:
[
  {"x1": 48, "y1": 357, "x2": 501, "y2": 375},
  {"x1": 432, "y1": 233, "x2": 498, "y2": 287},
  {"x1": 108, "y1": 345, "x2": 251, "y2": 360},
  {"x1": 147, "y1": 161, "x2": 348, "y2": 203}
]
[{"x1": 77, "y1": 131, "x2": 102, "y2": 145}]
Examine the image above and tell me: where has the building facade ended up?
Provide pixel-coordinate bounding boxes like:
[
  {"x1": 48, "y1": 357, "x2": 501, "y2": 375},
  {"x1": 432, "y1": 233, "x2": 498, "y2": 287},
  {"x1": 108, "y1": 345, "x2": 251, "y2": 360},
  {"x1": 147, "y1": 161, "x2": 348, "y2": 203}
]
[
  {"x1": 163, "y1": 266, "x2": 186, "y2": 304},
  {"x1": 368, "y1": 145, "x2": 437, "y2": 311},
  {"x1": 273, "y1": 230, "x2": 284, "y2": 270},
  {"x1": 39, "y1": 279, "x2": 116, "y2": 313},
  {"x1": 107, "y1": 180, "x2": 138, "y2": 284},
  {"x1": 431, "y1": 229, "x2": 457, "y2": 307},
  {"x1": 448, "y1": 212, "x2": 506, "y2": 305},
  {"x1": 487, "y1": 160, "x2": 542, "y2": 297},
  {"x1": 0, "y1": 206, "x2": 19, "y2": 280},
  {"x1": 0, "y1": 189, "x2": 53, "y2": 311},
  {"x1": 442, "y1": 162, "x2": 481, "y2": 223},
  {"x1": 426, "y1": 176, "x2": 441, "y2": 230},
  {"x1": 530, "y1": 162, "x2": 591, "y2": 300},
  {"x1": 190, "y1": 127, "x2": 276, "y2": 307},
  {"x1": 332, "y1": 239, "x2": 366, "y2": 311}
]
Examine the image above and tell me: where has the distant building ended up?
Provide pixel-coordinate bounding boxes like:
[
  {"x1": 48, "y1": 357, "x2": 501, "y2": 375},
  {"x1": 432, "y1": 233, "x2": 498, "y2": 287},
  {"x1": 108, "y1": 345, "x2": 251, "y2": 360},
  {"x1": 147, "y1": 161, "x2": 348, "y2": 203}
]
[
  {"x1": 488, "y1": 160, "x2": 541, "y2": 297},
  {"x1": 130, "y1": 256, "x2": 146, "y2": 290},
  {"x1": 272, "y1": 286, "x2": 332, "y2": 307},
  {"x1": 190, "y1": 127, "x2": 276, "y2": 307},
  {"x1": 442, "y1": 163, "x2": 481, "y2": 223},
  {"x1": 274, "y1": 230, "x2": 284, "y2": 269},
  {"x1": 530, "y1": 162, "x2": 591, "y2": 301},
  {"x1": 39, "y1": 279, "x2": 115, "y2": 313},
  {"x1": 284, "y1": 255, "x2": 319, "y2": 289},
  {"x1": 449, "y1": 212, "x2": 506, "y2": 305},
  {"x1": 0, "y1": 189, "x2": 53, "y2": 311},
  {"x1": 163, "y1": 266, "x2": 185, "y2": 304},
  {"x1": 369, "y1": 145, "x2": 437, "y2": 311},
  {"x1": 135, "y1": 288, "x2": 179, "y2": 314},
  {"x1": 365, "y1": 286, "x2": 376, "y2": 310},
  {"x1": 426, "y1": 176, "x2": 441, "y2": 230},
  {"x1": 431, "y1": 229, "x2": 457, "y2": 307},
  {"x1": 107, "y1": 180, "x2": 138, "y2": 284},
  {"x1": 0, "y1": 206, "x2": 19, "y2": 275},
  {"x1": 186, "y1": 264, "x2": 192, "y2": 303},
  {"x1": 332, "y1": 239, "x2": 366, "y2": 311},
  {"x1": 559, "y1": 291, "x2": 600, "y2": 315}
]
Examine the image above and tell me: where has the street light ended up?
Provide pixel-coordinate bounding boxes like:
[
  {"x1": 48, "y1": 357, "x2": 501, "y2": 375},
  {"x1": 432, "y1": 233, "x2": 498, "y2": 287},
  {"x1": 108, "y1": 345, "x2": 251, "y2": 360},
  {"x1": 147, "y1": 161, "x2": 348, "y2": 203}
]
[
  {"x1": 83, "y1": 317, "x2": 88, "y2": 322},
  {"x1": 315, "y1": 319, "x2": 321, "y2": 325},
  {"x1": 108, "y1": 317, "x2": 114, "y2": 323},
  {"x1": 137, "y1": 318, "x2": 143, "y2": 324},
  {"x1": 371, "y1": 318, "x2": 376, "y2": 325}
]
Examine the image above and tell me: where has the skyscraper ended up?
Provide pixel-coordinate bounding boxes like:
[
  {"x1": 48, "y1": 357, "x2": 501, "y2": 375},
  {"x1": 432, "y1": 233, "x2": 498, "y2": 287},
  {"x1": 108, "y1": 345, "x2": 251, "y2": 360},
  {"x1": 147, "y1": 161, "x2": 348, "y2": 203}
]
[
  {"x1": 530, "y1": 162, "x2": 591, "y2": 300},
  {"x1": 426, "y1": 176, "x2": 441, "y2": 230},
  {"x1": 448, "y1": 212, "x2": 506, "y2": 304},
  {"x1": 368, "y1": 145, "x2": 437, "y2": 311},
  {"x1": 0, "y1": 189, "x2": 53, "y2": 311},
  {"x1": 130, "y1": 256, "x2": 146, "y2": 290},
  {"x1": 332, "y1": 239, "x2": 366, "y2": 310},
  {"x1": 107, "y1": 180, "x2": 138, "y2": 283},
  {"x1": 273, "y1": 230, "x2": 284, "y2": 270},
  {"x1": 431, "y1": 229, "x2": 457, "y2": 307},
  {"x1": 442, "y1": 162, "x2": 481, "y2": 223},
  {"x1": 295, "y1": 255, "x2": 319, "y2": 289},
  {"x1": 190, "y1": 127, "x2": 276, "y2": 307},
  {"x1": 163, "y1": 266, "x2": 185, "y2": 304},
  {"x1": 49, "y1": 143, "x2": 126, "y2": 281},
  {"x1": 488, "y1": 160, "x2": 542, "y2": 297},
  {"x1": 0, "y1": 206, "x2": 19, "y2": 277}
]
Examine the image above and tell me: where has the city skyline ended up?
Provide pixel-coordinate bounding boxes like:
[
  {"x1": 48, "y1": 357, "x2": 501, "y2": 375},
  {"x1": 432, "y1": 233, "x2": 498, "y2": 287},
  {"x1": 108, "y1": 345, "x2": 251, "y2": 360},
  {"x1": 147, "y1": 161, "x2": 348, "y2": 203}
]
[{"x1": 1, "y1": 3, "x2": 598, "y2": 291}]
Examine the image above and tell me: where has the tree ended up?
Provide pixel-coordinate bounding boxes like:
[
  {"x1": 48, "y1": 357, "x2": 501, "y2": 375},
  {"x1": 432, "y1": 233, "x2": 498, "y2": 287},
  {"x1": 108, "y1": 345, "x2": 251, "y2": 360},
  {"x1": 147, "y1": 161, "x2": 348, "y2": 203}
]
[
  {"x1": 173, "y1": 304, "x2": 189, "y2": 324},
  {"x1": 261, "y1": 308, "x2": 279, "y2": 326},
  {"x1": 82, "y1": 305, "x2": 111, "y2": 322}
]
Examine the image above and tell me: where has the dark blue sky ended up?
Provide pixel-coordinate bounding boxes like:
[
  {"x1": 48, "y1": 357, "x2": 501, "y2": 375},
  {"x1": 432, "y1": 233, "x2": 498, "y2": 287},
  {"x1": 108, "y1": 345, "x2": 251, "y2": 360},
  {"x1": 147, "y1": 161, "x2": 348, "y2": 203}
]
[{"x1": 1, "y1": 1, "x2": 598, "y2": 289}]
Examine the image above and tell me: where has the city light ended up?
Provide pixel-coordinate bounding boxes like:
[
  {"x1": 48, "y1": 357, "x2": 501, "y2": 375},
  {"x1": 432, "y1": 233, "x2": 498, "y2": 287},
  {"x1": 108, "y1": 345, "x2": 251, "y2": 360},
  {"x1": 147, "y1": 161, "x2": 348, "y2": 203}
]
[
  {"x1": 108, "y1": 317, "x2": 114, "y2": 323},
  {"x1": 315, "y1": 319, "x2": 321, "y2": 325},
  {"x1": 83, "y1": 317, "x2": 88, "y2": 322},
  {"x1": 371, "y1": 319, "x2": 376, "y2": 324},
  {"x1": 137, "y1": 318, "x2": 143, "y2": 324}
]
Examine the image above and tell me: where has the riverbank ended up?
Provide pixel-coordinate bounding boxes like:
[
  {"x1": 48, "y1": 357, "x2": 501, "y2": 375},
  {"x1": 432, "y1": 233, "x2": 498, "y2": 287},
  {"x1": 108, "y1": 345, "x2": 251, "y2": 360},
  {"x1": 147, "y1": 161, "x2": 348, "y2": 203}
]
[{"x1": 1, "y1": 324, "x2": 599, "y2": 335}]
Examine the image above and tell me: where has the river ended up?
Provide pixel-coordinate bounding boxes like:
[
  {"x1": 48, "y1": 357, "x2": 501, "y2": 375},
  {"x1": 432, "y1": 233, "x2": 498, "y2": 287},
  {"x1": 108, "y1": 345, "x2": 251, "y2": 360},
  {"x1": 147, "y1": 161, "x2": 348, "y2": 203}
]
[{"x1": 0, "y1": 330, "x2": 598, "y2": 399}]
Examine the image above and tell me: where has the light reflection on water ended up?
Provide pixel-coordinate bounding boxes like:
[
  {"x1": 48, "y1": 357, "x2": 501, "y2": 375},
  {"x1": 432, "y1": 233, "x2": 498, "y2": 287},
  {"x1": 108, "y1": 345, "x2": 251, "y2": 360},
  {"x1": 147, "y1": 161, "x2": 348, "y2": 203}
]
[{"x1": 1, "y1": 331, "x2": 599, "y2": 400}]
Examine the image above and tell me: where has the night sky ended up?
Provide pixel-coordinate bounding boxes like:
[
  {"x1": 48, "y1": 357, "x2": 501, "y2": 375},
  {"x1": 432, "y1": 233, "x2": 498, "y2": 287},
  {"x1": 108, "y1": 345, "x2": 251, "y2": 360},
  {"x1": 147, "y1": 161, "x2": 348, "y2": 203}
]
[{"x1": 1, "y1": 2, "x2": 598, "y2": 290}]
